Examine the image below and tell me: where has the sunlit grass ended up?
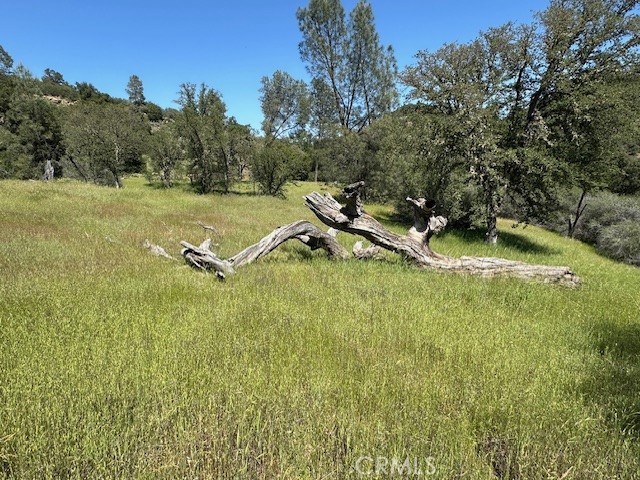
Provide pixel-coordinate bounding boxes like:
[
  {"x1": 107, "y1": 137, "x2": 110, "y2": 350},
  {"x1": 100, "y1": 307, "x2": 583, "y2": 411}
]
[{"x1": 1, "y1": 176, "x2": 639, "y2": 478}]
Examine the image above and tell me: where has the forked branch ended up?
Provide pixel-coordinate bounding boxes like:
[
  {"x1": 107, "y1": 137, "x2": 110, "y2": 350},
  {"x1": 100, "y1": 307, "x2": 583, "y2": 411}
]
[{"x1": 181, "y1": 220, "x2": 349, "y2": 279}]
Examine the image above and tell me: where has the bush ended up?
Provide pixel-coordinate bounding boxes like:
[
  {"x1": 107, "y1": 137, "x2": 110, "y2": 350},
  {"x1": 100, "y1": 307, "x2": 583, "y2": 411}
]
[
  {"x1": 143, "y1": 102, "x2": 164, "y2": 122},
  {"x1": 597, "y1": 220, "x2": 640, "y2": 266},
  {"x1": 40, "y1": 80, "x2": 78, "y2": 101},
  {"x1": 574, "y1": 192, "x2": 640, "y2": 245},
  {"x1": 543, "y1": 190, "x2": 640, "y2": 266},
  {"x1": 252, "y1": 141, "x2": 307, "y2": 197}
]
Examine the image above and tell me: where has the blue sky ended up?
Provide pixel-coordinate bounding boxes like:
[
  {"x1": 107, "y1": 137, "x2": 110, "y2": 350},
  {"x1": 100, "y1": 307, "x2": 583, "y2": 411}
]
[{"x1": 2, "y1": 1, "x2": 549, "y2": 130}]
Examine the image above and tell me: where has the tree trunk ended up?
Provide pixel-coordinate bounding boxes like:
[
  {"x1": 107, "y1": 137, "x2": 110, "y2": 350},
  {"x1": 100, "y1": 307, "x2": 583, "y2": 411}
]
[
  {"x1": 303, "y1": 182, "x2": 578, "y2": 286},
  {"x1": 162, "y1": 167, "x2": 172, "y2": 188},
  {"x1": 113, "y1": 143, "x2": 121, "y2": 189},
  {"x1": 67, "y1": 155, "x2": 89, "y2": 182},
  {"x1": 567, "y1": 189, "x2": 588, "y2": 239},
  {"x1": 43, "y1": 159, "x2": 54, "y2": 181},
  {"x1": 180, "y1": 181, "x2": 580, "y2": 286},
  {"x1": 222, "y1": 147, "x2": 230, "y2": 194},
  {"x1": 485, "y1": 199, "x2": 498, "y2": 245},
  {"x1": 482, "y1": 172, "x2": 499, "y2": 245},
  {"x1": 181, "y1": 220, "x2": 349, "y2": 279},
  {"x1": 314, "y1": 157, "x2": 319, "y2": 183}
]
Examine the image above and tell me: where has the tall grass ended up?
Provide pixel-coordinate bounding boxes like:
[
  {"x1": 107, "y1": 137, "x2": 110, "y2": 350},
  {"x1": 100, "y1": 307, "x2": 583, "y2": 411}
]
[{"x1": 1, "y1": 177, "x2": 639, "y2": 478}]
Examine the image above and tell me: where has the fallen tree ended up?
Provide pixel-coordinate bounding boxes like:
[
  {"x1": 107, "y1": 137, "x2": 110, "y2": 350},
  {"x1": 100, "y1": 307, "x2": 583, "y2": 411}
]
[
  {"x1": 181, "y1": 181, "x2": 580, "y2": 286},
  {"x1": 181, "y1": 220, "x2": 349, "y2": 280}
]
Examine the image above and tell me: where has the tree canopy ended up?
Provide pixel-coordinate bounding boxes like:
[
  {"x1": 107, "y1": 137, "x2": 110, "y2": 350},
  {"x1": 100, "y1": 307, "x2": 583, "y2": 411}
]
[
  {"x1": 259, "y1": 70, "x2": 310, "y2": 142},
  {"x1": 297, "y1": 0, "x2": 398, "y2": 133},
  {"x1": 400, "y1": 0, "x2": 640, "y2": 242},
  {"x1": 126, "y1": 74, "x2": 145, "y2": 106}
]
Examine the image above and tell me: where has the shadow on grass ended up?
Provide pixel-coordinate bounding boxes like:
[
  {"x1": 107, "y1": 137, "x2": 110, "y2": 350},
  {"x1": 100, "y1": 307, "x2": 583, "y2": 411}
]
[
  {"x1": 439, "y1": 228, "x2": 560, "y2": 255},
  {"x1": 371, "y1": 211, "x2": 560, "y2": 256},
  {"x1": 144, "y1": 180, "x2": 262, "y2": 196},
  {"x1": 143, "y1": 180, "x2": 197, "y2": 193},
  {"x1": 582, "y1": 322, "x2": 640, "y2": 439}
]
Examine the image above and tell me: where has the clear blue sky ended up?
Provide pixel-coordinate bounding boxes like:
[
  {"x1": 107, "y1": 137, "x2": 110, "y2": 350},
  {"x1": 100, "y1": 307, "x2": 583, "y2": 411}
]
[{"x1": 2, "y1": 0, "x2": 549, "y2": 130}]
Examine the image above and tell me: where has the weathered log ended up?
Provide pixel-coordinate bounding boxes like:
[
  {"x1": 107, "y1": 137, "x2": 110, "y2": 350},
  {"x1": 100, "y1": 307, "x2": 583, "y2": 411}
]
[
  {"x1": 229, "y1": 220, "x2": 349, "y2": 266},
  {"x1": 304, "y1": 190, "x2": 442, "y2": 264},
  {"x1": 181, "y1": 238, "x2": 235, "y2": 280},
  {"x1": 180, "y1": 182, "x2": 580, "y2": 286},
  {"x1": 406, "y1": 196, "x2": 447, "y2": 245},
  {"x1": 352, "y1": 241, "x2": 383, "y2": 260},
  {"x1": 181, "y1": 220, "x2": 349, "y2": 279},
  {"x1": 304, "y1": 184, "x2": 580, "y2": 287},
  {"x1": 143, "y1": 239, "x2": 174, "y2": 260},
  {"x1": 342, "y1": 180, "x2": 365, "y2": 217}
]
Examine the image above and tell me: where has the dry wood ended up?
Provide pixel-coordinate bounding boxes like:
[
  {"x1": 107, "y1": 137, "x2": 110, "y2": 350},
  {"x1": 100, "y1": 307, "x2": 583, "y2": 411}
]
[
  {"x1": 181, "y1": 220, "x2": 349, "y2": 279},
  {"x1": 303, "y1": 183, "x2": 580, "y2": 286},
  {"x1": 228, "y1": 220, "x2": 349, "y2": 266},
  {"x1": 352, "y1": 241, "x2": 383, "y2": 260},
  {"x1": 43, "y1": 159, "x2": 54, "y2": 181},
  {"x1": 342, "y1": 180, "x2": 365, "y2": 216},
  {"x1": 143, "y1": 239, "x2": 174, "y2": 260},
  {"x1": 180, "y1": 181, "x2": 580, "y2": 286}
]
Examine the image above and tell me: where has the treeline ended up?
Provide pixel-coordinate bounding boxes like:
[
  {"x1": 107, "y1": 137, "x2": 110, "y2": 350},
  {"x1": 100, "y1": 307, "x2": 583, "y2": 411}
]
[
  {"x1": 1, "y1": 0, "x2": 639, "y2": 262},
  {"x1": 0, "y1": 56, "x2": 163, "y2": 187}
]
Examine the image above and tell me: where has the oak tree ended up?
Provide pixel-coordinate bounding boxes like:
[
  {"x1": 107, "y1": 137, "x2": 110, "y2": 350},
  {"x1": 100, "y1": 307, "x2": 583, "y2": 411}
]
[{"x1": 176, "y1": 83, "x2": 254, "y2": 193}]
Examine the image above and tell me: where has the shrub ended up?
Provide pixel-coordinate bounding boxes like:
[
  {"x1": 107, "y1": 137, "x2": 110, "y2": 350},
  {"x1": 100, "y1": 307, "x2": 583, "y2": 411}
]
[
  {"x1": 597, "y1": 220, "x2": 640, "y2": 266},
  {"x1": 143, "y1": 102, "x2": 164, "y2": 122},
  {"x1": 574, "y1": 192, "x2": 640, "y2": 245},
  {"x1": 542, "y1": 190, "x2": 640, "y2": 266},
  {"x1": 252, "y1": 141, "x2": 307, "y2": 197}
]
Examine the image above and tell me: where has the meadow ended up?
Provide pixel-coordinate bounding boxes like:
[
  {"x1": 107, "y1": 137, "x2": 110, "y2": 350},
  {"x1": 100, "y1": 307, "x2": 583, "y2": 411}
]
[{"x1": 1, "y1": 177, "x2": 639, "y2": 479}]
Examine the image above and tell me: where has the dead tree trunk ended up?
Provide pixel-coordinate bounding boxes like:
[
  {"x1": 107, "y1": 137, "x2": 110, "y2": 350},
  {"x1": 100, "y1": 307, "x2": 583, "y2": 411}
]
[
  {"x1": 304, "y1": 182, "x2": 579, "y2": 286},
  {"x1": 181, "y1": 220, "x2": 349, "y2": 279},
  {"x1": 43, "y1": 159, "x2": 54, "y2": 181},
  {"x1": 180, "y1": 182, "x2": 580, "y2": 286}
]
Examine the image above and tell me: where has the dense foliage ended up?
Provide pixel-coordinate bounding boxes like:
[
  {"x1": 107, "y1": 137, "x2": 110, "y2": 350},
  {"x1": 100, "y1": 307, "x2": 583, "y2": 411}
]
[
  {"x1": 251, "y1": 140, "x2": 308, "y2": 196},
  {"x1": 62, "y1": 103, "x2": 149, "y2": 187},
  {"x1": 541, "y1": 190, "x2": 640, "y2": 265}
]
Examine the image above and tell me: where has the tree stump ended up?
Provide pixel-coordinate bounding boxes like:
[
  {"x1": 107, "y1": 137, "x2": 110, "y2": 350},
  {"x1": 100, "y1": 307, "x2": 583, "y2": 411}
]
[{"x1": 43, "y1": 160, "x2": 54, "y2": 181}]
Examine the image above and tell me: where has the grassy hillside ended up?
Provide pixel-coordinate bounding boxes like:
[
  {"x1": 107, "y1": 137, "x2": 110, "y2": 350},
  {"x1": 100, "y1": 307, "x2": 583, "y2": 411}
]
[{"x1": 1, "y1": 177, "x2": 639, "y2": 479}]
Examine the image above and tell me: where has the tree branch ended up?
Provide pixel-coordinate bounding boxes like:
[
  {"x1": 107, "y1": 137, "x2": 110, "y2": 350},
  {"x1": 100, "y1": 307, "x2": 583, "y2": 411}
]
[
  {"x1": 304, "y1": 183, "x2": 580, "y2": 286},
  {"x1": 181, "y1": 220, "x2": 349, "y2": 279},
  {"x1": 180, "y1": 182, "x2": 580, "y2": 287}
]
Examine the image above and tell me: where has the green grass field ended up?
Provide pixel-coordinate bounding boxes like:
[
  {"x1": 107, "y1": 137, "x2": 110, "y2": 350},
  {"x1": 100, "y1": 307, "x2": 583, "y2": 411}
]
[{"x1": 1, "y1": 177, "x2": 639, "y2": 479}]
